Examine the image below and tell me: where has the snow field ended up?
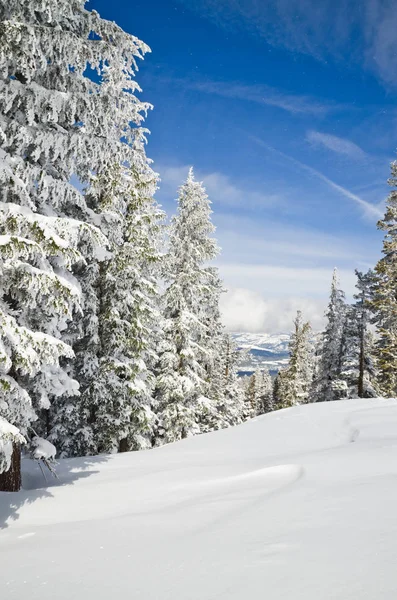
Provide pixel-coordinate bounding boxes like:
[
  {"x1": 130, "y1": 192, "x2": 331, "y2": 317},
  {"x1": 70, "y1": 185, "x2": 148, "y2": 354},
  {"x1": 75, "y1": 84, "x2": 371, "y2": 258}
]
[{"x1": 1, "y1": 398, "x2": 397, "y2": 599}]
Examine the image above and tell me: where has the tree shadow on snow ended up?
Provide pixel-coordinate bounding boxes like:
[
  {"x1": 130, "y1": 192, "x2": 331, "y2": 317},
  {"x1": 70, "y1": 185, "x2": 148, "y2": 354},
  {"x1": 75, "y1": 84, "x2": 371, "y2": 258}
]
[{"x1": 0, "y1": 454, "x2": 109, "y2": 529}]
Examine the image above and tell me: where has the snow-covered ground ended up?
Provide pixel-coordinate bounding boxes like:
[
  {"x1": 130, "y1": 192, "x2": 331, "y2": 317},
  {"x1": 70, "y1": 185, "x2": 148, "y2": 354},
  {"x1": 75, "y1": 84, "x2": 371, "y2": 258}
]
[{"x1": 2, "y1": 398, "x2": 397, "y2": 599}]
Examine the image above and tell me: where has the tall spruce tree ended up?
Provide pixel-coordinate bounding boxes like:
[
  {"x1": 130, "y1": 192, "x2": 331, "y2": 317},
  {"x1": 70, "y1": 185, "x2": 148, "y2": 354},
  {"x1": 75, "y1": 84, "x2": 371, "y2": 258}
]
[
  {"x1": 339, "y1": 271, "x2": 377, "y2": 399},
  {"x1": 311, "y1": 269, "x2": 346, "y2": 402},
  {"x1": 245, "y1": 367, "x2": 274, "y2": 416},
  {"x1": 204, "y1": 334, "x2": 245, "y2": 431},
  {"x1": 256, "y1": 368, "x2": 274, "y2": 414},
  {"x1": 371, "y1": 165, "x2": 397, "y2": 397},
  {"x1": 2, "y1": 0, "x2": 161, "y2": 457},
  {"x1": 245, "y1": 370, "x2": 259, "y2": 417},
  {"x1": 154, "y1": 168, "x2": 219, "y2": 443},
  {"x1": 83, "y1": 165, "x2": 164, "y2": 454},
  {"x1": 276, "y1": 311, "x2": 313, "y2": 407},
  {"x1": 0, "y1": 0, "x2": 127, "y2": 486}
]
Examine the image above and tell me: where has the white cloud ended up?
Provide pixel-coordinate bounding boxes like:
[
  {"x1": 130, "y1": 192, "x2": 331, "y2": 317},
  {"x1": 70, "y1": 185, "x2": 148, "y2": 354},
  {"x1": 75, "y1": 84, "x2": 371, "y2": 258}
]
[
  {"x1": 306, "y1": 130, "x2": 367, "y2": 160},
  {"x1": 218, "y1": 260, "x2": 358, "y2": 333},
  {"x1": 218, "y1": 263, "x2": 358, "y2": 299},
  {"x1": 220, "y1": 287, "x2": 327, "y2": 333},
  {"x1": 217, "y1": 261, "x2": 360, "y2": 332}
]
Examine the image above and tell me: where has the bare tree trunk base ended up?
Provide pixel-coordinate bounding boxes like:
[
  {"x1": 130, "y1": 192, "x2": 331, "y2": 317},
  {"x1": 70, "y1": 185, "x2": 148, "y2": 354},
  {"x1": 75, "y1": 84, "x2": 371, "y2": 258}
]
[
  {"x1": 0, "y1": 443, "x2": 21, "y2": 492},
  {"x1": 118, "y1": 438, "x2": 128, "y2": 453}
]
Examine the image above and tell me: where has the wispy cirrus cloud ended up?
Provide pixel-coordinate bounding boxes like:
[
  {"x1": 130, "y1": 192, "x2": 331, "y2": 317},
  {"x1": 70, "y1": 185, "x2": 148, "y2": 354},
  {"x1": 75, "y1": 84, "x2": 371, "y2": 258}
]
[
  {"x1": 156, "y1": 164, "x2": 282, "y2": 210},
  {"x1": 177, "y1": 0, "x2": 397, "y2": 86},
  {"x1": 185, "y1": 79, "x2": 339, "y2": 116},
  {"x1": 250, "y1": 136, "x2": 384, "y2": 220},
  {"x1": 306, "y1": 130, "x2": 368, "y2": 160}
]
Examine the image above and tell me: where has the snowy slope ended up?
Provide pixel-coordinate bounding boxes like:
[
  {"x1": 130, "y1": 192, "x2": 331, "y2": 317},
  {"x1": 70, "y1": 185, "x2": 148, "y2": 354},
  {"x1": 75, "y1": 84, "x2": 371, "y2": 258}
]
[{"x1": 2, "y1": 398, "x2": 397, "y2": 599}]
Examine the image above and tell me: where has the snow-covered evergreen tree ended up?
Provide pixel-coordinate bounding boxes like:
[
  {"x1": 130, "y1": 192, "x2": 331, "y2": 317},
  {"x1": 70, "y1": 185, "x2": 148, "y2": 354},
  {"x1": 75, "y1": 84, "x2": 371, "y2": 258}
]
[
  {"x1": 81, "y1": 164, "x2": 164, "y2": 454},
  {"x1": 245, "y1": 367, "x2": 274, "y2": 416},
  {"x1": 272, "y1": 369, "x2": 285, "y2": 410},
  {"x1": 203, "y1": 334, "x2": 245, "y2": 430},
  {"x1": 370, "y1": 165, "x2": 397, "y2": 396},
  {"x1": 0, "y1": 0, "x2": 125, "y2": 484},
  {"x1": 276, "y1": 311, "x2": 313, "y2": 407},
  {"x1": 311, "y1": 269, "x2": 347, "y2": 402},
  {"x1": 245, "y1": 371, "x2": 257, "y2": 417},
  {"x1": 354, "y1": 270, "x2": 378, "y2": 398},
  {"x1": 256, "y1": 368, "x2": 274, "y2": 414},
  {"x1": 0, "y1": 0, "x2": 160, "y2": 456},
  {"x1": 198, "y1": 267, "x2": 225, "y2": 430},
  {"x1": 339, "y1": 271, "x2": 377, "y2": 399},
  {"x1": 154, "y1": 168, "x2": 219, "y2": 444}
]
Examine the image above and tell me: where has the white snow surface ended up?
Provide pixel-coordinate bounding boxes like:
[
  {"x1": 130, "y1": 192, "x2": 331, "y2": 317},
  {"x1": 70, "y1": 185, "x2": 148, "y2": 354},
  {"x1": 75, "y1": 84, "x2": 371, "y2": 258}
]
[{"x1": 1, "y1": 398, "x2": 397, "y2": 599}]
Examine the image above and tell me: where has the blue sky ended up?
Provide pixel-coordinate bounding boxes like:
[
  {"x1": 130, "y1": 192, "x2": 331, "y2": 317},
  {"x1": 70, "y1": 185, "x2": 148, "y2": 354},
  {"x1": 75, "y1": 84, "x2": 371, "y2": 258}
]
[{"x1": 91, "y1": 0, "x2": 396, "y2": 332}]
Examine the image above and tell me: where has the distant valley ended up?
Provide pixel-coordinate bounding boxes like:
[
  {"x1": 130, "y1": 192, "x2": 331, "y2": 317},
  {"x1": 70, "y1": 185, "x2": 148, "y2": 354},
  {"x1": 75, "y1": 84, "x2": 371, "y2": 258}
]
[{"x1": 231, "y1": 332, "x2": 290, "y2": 376}]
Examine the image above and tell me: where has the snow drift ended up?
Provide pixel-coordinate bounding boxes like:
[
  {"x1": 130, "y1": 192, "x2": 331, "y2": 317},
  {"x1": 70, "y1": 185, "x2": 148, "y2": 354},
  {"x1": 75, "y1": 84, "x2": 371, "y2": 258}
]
[{"x1": 1, "y1": 398, "x2": 397, "y2": 599}]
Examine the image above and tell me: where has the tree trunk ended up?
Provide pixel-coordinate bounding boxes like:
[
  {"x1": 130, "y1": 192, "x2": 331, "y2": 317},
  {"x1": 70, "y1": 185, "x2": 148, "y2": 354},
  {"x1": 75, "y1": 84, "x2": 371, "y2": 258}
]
[
  {"x1": 358, "y1": 332, "x2": 365, "y2": 398},
  {"x1": 0, "y1": 443, "x2": 21, "y2": 492},
  {"x1": 118, "y1": 438, "x2": 129, "y2": 453}
]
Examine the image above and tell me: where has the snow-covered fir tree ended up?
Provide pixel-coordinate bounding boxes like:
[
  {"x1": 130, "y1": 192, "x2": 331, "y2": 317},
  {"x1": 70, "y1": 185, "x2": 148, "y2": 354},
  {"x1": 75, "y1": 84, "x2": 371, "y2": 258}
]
[
  {"x1": 199, "y1": 268, "x2": 228, "y2": 431},
  {"x1": 244, "y1": 367, "x2": 274, "y2": 416},
  {"x1": 81, "y1": 164, "x2": 164, "y2": 454},
  {"x1": 276, "y1": 311, "x2": 313, "y2": 407},
  {"x1": 354, "y1": 270, "x2": 378, "y2": 398},
  {"x1": 0, "y1": 0, "x2": 124, "y2": 485},
  {"x1": 338, "y1": 271, "x2": 377, "y2": 399},
  {"x1": 154, "y1": 168, "x2": 220, "y2": 444},
  {"x1": 256, "y1": 368, "x2": 274, "y2": 414},
  {"x1": 311, "y1": 269, "x2": 347, "y2": 402},
  {"x1": 370, "y1": 165, "x2": 397, "y2": 397},
  {"x1": 204, "y1": 334, "x2": 245, "y2": 430},
  {"x1": 0, "y1": 0, "x2": 161, "y2": 457},
  {"x1": 272, "y1": 370, "x2": 284, "y2": 410},
  {"x1": 245, "y1": 371, "x2": 259, "y2": 417}
]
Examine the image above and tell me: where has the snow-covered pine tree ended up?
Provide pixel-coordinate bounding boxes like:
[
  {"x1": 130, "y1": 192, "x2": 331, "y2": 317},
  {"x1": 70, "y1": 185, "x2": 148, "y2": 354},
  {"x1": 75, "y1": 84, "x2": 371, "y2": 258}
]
[
  {"x1": 219, "y1": 335, "x2": 246, "y2": 425},
  {"x1": 197, "y1": 266, "x2": 223, "y2": 430},
  {"x1": 0, "y1": 0, "x2": 125, "y2": 487},
  {"x1": 354, "y1": 270, "x2": 378, "y2": 397},
  {"x1": 256, "y1": 368, "x2": 274, "y2": 414},
  {"x1": 276, "y1": 311, "x2": 313, "y2": 407},
  {"x1": 0, "y1": 0, "x2": 159, "y2": 456},
  {"x1": 81, "y1": 163, "x2": 164, "y2": 454},
  {"x1": 339, "y1": 271, "x2": 377, "y2": 398},
  {"x1": 311, "y1": 269, "x2": 346, "y2": 402},
  {"x1": 0, "y1": 216, "x2": 95, "y2": 489},
  {"x1": 203, "y1": 334, "x2": 245, "y2": 431},
  {"x1": 371, "y1": 165, "x2": 397, "y2": 396},
  {"x1": 154, "y1": 168, "x2": 219, "y2": 444},
  {"x1": 272, "y1": 369, "x2": 286, "y2": 410},
  {"x1": 245, "y1": 370, "x2": 260, "y2": 417}
]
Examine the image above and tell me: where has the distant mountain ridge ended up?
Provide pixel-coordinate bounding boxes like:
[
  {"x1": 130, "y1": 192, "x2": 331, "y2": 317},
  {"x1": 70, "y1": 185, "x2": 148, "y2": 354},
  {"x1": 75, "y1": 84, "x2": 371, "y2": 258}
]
[{"x1": 231, "y1": 332, "x2": 290, "y2": 376}]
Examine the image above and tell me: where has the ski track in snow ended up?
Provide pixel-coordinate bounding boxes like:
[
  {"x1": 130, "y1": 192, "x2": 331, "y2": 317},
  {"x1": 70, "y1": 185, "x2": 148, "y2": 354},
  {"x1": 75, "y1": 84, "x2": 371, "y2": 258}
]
[{"x1": 2, "y1": 398, "x2": 397, "y2": 600}]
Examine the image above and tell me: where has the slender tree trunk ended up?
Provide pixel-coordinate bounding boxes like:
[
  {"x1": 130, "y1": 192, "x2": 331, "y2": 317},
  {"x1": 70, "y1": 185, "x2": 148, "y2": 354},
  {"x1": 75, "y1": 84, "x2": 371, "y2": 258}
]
[
  {"x1": 0, "y1": 443, "x2": 21, "y2": 492},
  {"x1": 118, "y1": 438, "x2": 128, "y2": 453},
  {"x1": 358, "y1": 328, "x2": 365, "y2": 398},
  {"x1": 45, "y1": 409, "x2": 51, "y2": 438}
]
